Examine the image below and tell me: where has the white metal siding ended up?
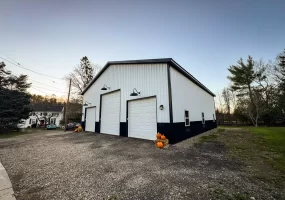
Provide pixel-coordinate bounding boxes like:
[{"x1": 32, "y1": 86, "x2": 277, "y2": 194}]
[
  {"x1": 170, "y1": 67, "x2": 215, "y2": 122},
  {"x1": 82, "y1": 63, "x2": 169, "y2": 123},
  {"x1": 85, "y1": 107, "x2": 96, "y2": 132},
  {"x1": 100, "y1": 91, "x2": 120, "y2": 135},
  {"x1": 128, "y1": 98, "x2": 157, "y2": 140}
]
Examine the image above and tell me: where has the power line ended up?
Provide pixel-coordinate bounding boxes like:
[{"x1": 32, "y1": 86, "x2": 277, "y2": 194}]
[
  {"x1": 32, "y1": 85, "x2": 67, "y2": 93},
  {"x1": 0, "y1": 52, "x2": 70, "y2": 95},
  {"x1": 31, "y1": 87, "x2": 67, "y2": 96},
  {"x1": 29, "y1": 79, "x2": 67, "y2": 90},
  {"x1": 31, "y1": 87, "x2": 49, "y2": 94},
  {"x1": 4, "y1": 67, "x2": 64, "y2": 85},
  {"x1": 0, "y1": 55, "x2": 63, "y2": 80},
  {"x1": 32, "y1": 84, "x2": 67, "y2": 93},
  {"x1": 0, "y1": 52, "x2": 21, "y2": 65}
]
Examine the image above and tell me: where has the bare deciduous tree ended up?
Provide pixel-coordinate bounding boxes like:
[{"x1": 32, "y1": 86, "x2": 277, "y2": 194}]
[
  {"x1": 222, "y1": 87, "x2": 231, "y2": 114},
  {"x1": 65, "y1": 57, "x2": 101, "y2": 103},
  {"x1": 65, "y1": 56, "x2": 101, "y2": 94}
]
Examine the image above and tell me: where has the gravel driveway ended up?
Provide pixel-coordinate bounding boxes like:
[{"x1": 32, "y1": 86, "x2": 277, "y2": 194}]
[{"x1": 0, "y1": 131, "x2": 280, "y2": 200}]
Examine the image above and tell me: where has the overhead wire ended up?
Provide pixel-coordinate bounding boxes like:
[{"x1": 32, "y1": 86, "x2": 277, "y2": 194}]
[
  {"x1": 32, "y1": 85, "x2": 67, "y2": 93},
  {"x1": 30, "y1": 86, "x2": 68, "y2": 96},
  {"x1": 0, "y1": 52, "x2": 21, "y2": 65},
  {"x1": 30, "y1": 87, "x2": 49, "y2": 94},
  {"x1": 1, "y1": 66, "x2": 66, "y2": 91},
  {"x1": 0, "y1": 52, "x2": 70, "y2": 96},
  {"x1": 29, "y1": 79, "x2": 67, "y2": 90},
  {"x1": 0, "y1": 54, "x2": 63, "y2": 80}
]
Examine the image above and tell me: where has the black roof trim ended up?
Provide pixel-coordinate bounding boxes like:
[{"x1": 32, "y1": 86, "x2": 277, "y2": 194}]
[
  {"x1": 168, "y1": 59, "x2": 215, "y2": 97},
  {"x1": 81, "y1": 58, "x2": 215, "y2": 97}
]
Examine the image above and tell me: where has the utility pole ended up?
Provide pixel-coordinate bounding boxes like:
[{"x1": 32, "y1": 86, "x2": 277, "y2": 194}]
[{"x1": 64, "y1": 79, "x2": 72, "y2": 131}]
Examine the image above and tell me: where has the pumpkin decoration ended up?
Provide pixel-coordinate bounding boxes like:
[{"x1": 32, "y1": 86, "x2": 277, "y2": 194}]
[
  {"x1": 160, "y1": 135, "x2": 166, "y2": 140},
  {"x1": 78, "y1": 126, "x2": 83, "y2": 132},
  {"x1": 156, "y1": 132, "x2": 162, "y2": 139},
  {"x1": 156, "y1": 141, "x2": 164, "y2": 148}
]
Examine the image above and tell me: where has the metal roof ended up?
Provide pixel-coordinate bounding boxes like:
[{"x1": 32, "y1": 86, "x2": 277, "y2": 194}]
[{"x1": 81, "y1": 58, "x2": 215, "y2": 97}]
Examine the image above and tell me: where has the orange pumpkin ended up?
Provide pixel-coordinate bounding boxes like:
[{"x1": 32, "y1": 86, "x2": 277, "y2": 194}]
[
  {"x1": 160, "y1": 135, "x2": 166, "y2": 140},
  {"x1": 156, "y1": 141, "x2": 164, "y2": 148},
  {"x1": 156, "y1": 132, "x2": 162, "y2": 139}
]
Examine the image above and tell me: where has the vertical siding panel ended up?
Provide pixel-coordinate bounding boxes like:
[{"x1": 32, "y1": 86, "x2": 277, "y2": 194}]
[
  {"x1": 83, "y1": 63, "x2": 169, "y2": 123},
  {"x1": 170, "y1": 67, "x2": 215, "y2": 122}
]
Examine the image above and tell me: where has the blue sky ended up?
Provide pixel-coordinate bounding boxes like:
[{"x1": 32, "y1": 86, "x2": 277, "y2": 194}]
[{"x1": 0, "y1": 0, "x2": 284, "y2": 97}]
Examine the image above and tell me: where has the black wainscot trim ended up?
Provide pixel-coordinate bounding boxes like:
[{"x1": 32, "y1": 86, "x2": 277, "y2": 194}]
[
  {"x1": 81, "y1": 121, "x2": 85, "y2": 131},
  {"x1": 120, "y1": 122, "x2": 127, "y2": 137},
  {"x1": 158, "y1": 120, "x2": 217, "y2": 144},
  {"x1": 95, "y1": 122, "x2": 100, "y2": 133}
]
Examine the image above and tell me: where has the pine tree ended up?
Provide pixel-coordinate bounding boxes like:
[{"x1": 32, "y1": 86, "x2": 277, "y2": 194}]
[
  {"x1": 227, "y1": 56, "x2": 265, "y2": 126},
  {"x1": 0, "y1": 62, "x2": 32, "y2": 133},
  {"x1": 0, "y1": 62, "x2": 12, "y2": 88},
  {"x1": 0, "y1": 88, "x2": 31, "y2": 133},
  {"x1": 228, "y1": 56, "x2": 256, "y2": 99},
  {"x1": 80, "y1": 56, "x2": 94, "y2": 89},
  {"x1": 65, "y1": 56, "x2": 101, "y2": 98},
  {"x1": 277, "y1": 49, "x2": 285, "y2": 122},
  {"x1": 0, "y1": 61, "x2": 31, "y2": 92}
]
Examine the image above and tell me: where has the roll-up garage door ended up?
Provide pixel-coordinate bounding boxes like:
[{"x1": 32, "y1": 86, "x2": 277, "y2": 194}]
[
  {"x1": 100, "y1": 91, "x2": 120, "y2": 135},
  {"x1": 128, "y1": 97, "x2": 157, "y2": 140},
  {"x1": 85, "y1": 107, "x2": 96, "y2": 132}
]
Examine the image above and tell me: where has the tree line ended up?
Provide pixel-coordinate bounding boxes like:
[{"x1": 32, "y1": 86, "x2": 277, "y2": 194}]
[{"x1": 216, "y1": 49, "x2": 285, "y2": 126}]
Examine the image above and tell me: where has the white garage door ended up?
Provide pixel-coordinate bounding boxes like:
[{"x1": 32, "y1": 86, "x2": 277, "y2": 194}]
[
  {"x1": 128, "y1": 97, "x2": 157, "y2": 140},
  {"x1": 100, "y1": 91, "x2": 120, "y2": 135},
  {"x1": 85, "y1": 107, "x2": 96, "y2": 132}
]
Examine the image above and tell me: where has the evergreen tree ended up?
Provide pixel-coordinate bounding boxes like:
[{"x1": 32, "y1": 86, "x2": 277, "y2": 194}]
[
  {"x1": 277, "y1": 49, "x2": 285, "y2": 122},
  {"x1": 0, "y1": 88, "x2": 31, "y2": 133},
  {"x1": 0, "y1": 61, "x2": 31, "y2": 92},
  {"x1": 8, "y1": 74, "x2": 31, "y2": 92},
  {"x1": 65, "y1": 56, "x2": 101, "y2": 104},
  {"x1": 0, "y1": 62, "x2": 32, "y2": 133},
  {"x1": 228, "y1": 56, "x2": 256, "y2": 98},
  {"x1": 80, "y1": 56, "x2": 94, "y2": 89},
  {"x1": 65, "y1": 56, "x2": 101, "y2": 95},
  {"x1": 228, "y1": 56, "x2": 265, "y2": 126},
  {"x1": 0, "y1": 62, "x2": 12, "y2": 88}
]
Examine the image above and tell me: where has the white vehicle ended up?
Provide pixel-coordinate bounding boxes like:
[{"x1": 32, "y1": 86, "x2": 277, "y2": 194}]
[{"x1": 17, "y1": 119, "x2": 31, "y2": 129}]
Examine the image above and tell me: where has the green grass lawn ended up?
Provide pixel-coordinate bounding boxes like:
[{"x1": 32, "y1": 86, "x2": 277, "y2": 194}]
[
  {"x1": 223, "y1": 126, "x2": 285, "y2": 172},
  {"x1": 200, "y1": 126, "x2": 285, "y2": 187},
  {"x1": 245, "y1": 127, "x2": 285, "y2": 155}
]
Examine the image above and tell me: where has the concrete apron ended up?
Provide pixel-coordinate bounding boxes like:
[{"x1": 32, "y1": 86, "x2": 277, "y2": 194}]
[{"x1": 0, "y1": 162, "x2": 16, "y2": 200}]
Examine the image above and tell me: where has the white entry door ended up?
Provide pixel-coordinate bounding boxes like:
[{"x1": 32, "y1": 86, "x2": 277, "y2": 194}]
[
  {"x1": 128, "y1": 97, "x2": 157, "y2": 140},
  {"x1": 100, "y1": 91, "x2": 120, "y2": 135},
  {"x1": 85, "y1": 107, "x2": 96, "y2": 132}
]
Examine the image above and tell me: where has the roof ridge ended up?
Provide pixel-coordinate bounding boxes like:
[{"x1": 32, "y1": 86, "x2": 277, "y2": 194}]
[{"x1": 81, "y1": 58, "x2": 215, "y2": 97}]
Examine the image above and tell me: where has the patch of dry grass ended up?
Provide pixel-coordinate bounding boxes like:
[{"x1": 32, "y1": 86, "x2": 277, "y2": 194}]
[
  {"x1": 199, "y1": 128, "x2": 225, "y2": 143},
  {"x1": 201, "y1": 127, "x2": 285, "y2": 187}
]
